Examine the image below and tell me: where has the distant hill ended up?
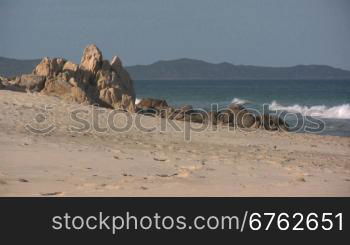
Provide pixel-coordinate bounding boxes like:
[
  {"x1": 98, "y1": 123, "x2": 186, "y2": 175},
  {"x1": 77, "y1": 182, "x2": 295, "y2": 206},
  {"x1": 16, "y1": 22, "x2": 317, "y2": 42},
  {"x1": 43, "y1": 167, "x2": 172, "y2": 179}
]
[
  {"x1": 0, "y1": 57, "x2": 41, "y2": 78},
  {"x1": 126, "y1": 58, "x2": 350, "y2": 80},
  {"x1": 1, "y1": 56, "x2": 350, "y2": 80}
]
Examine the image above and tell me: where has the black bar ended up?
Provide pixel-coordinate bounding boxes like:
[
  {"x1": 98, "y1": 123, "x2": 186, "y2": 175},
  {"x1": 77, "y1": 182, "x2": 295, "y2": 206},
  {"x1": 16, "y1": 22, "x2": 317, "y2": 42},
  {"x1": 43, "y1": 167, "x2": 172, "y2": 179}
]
[{"x1": 0, "y1": 198, "x2": 348, "y2": 243}]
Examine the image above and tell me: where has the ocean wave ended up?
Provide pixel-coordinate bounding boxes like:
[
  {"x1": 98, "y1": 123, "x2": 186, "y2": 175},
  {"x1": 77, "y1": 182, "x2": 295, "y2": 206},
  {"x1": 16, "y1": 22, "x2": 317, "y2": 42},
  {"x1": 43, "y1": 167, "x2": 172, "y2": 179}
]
[
  {"x1": 135, "y1": 98, "x2": 141, "y2": 105},
  {"x1": 269, "y1": 101, "x2": 350, "y2": 119},
  {"x1": 231, "y1": 97, "x2": 250, "y2": 105}
]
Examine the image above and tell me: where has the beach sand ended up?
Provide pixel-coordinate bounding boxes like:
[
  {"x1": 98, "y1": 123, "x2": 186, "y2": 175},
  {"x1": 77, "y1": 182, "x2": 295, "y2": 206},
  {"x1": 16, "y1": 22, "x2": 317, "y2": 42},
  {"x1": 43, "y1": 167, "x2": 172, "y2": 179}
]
[{"x1": 0, "y1": 90, "x2": 349, "y2": 196}]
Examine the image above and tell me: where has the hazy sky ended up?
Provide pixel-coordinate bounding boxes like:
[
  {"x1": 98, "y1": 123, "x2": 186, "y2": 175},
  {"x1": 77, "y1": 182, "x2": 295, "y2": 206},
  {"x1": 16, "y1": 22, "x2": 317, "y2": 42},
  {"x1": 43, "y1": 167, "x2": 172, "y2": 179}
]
[{"x1": 1, "y1": 0, "x2": 350, "y2": 69}]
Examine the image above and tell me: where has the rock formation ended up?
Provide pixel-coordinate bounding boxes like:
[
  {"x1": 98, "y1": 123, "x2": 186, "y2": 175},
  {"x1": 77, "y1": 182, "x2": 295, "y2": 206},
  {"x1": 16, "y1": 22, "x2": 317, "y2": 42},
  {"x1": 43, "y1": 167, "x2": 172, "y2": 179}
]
[
  {"x1": 3, "y1": 44, "x2": 136, "y2": 111},
  {"x1": 136, "y1": 98, "x2": 169, "y2": 111},
  {"x1": 135, "y1": 98, "x2": 289, "y2": 131}
]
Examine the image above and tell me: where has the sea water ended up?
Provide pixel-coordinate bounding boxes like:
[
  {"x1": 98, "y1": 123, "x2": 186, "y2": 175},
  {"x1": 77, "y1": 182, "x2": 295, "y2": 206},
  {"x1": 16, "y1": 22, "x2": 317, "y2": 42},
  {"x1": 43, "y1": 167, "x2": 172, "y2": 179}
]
[{"x1": 134, "y1": 80, "x2": 350, "y2": 136}]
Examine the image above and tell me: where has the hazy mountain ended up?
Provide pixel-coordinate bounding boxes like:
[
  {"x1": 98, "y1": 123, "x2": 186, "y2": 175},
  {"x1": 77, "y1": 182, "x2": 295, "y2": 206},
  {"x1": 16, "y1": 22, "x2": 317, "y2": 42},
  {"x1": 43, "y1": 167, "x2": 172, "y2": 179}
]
[
  {"x1": 126, "y1": 58, "x2": 350, "y2": 80},
  {"x1": 1, "y1": 56, "x2": 350, "y2": 80},
  {"x1": 0, "y1": 57, "x2": 41, "y2": 78}
]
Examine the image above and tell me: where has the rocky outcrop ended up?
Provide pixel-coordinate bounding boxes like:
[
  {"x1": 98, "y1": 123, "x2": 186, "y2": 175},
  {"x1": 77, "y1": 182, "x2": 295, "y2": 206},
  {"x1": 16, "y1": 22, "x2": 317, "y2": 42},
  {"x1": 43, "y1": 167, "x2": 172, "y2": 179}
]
[
  {"x1": 5, "y1": 44, "x2": 136, "y2": 111},
  {"x1": 136, "y1": 98, "x2": 169, "y2": 111},
  {"x1": 80, "y1": 45, "x2": 103, "y2": 75},
  {"x1": 137, "y1": 100, "x2": 289, "y2": 131},
  {"x1": 217, "y1": 104, "x2": 256, "y2": 128},
  {"x1": 96, "y1": 55, "x2": 136, "y2": 111},
  {"x1": 256, "y1": 114, "x2": 289, "y2": 131}
]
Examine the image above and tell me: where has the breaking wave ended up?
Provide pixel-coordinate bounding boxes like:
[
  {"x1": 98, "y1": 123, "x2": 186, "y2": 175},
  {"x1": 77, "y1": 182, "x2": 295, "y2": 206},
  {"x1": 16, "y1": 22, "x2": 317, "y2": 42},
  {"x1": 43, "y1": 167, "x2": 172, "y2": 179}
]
[
  {"x1": 269, "y1": 101, "x2": 350, "y2": 119},
  {"x1": 231, "y1": 97, "x2": 251, "y2": 105},
  {"x1": 135, "y1": 98, "x2": 141, "y2": 105}
]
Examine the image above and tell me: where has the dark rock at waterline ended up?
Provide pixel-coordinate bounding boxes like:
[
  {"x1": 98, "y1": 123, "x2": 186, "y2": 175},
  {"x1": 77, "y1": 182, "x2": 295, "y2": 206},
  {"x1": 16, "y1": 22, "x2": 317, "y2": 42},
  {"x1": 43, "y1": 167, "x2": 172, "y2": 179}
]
[
  {"x1": 170, "y1": 105, "x2": 195, "y2": 121},
  {"x1": 203, "y1": 111, "x2": 218, "y2": 125},
  {"x1": 137, "y1": 100, "x2": 289, "y2": 131},
  {"x1": 136, "y1": 98, "x2": 169, "y2": 111},
  {"x1": 217, "y1": 103, "x2": 256, "y2": 128},
  {"x1": 256, "y1": 114, "x2": 289, "y2": 131}
]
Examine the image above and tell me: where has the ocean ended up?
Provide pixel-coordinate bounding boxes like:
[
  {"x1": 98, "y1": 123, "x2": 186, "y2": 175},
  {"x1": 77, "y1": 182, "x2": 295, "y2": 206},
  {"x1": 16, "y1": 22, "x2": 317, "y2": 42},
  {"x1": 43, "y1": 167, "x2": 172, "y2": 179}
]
[{"x1": 134, "y1": 80, "x2": 350, "y2": 137}]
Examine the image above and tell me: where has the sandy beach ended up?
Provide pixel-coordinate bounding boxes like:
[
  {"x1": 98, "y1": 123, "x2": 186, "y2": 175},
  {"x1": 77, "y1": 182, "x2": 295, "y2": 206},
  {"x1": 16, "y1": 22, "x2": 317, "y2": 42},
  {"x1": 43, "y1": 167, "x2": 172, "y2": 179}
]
[{"x1": 0, "y1": 90, "x2": 349, "y2": 196}]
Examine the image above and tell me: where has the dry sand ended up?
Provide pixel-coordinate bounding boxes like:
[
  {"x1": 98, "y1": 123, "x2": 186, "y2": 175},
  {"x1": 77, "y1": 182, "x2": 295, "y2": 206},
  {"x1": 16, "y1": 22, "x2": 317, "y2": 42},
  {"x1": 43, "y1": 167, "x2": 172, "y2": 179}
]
[{"x1": 0, "y1": 90, "x2": 349, "y2": 196}]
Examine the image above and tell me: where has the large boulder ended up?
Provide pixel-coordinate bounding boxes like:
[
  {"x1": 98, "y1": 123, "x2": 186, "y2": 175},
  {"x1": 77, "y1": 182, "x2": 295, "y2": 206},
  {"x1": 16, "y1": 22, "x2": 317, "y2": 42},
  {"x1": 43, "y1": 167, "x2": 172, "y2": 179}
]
[
  {"x1": 110, "y1": 56, "x2": 123, "y2": 73},
  {"x1": 80, "y1": 44, "x2": 103, "y2": 74}
]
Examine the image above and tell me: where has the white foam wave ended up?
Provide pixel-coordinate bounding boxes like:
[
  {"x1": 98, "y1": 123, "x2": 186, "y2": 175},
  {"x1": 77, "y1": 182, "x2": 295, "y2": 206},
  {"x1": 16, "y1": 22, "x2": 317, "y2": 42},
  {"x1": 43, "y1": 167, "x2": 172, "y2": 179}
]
[
  {"x1": 135, "y1": 98, "x2": 141, "y2": 105},
  {"x1": 269, "y1": 101, "x2": 350, "y2": 119},
  {"x1": 231, "y1": 97, "x2": 250, "y2": 105}
]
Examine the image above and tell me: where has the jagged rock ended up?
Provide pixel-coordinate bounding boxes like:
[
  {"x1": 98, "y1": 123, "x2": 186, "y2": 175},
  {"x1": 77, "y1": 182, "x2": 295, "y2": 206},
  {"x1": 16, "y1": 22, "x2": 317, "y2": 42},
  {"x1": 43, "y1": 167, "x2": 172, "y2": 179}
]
[
  {"x1": 110, "y1": 56, "x2": 123, "y2": 73},
  {"x1": 80, "y1": 44, "x2": 102, "y2": 75},
  {"x1": 42, "y1": 73, "x2": 72, "y2": 96},
  {"x1": 42, "y1": 73, "x2": 89, "y2": 104},
  {"x1": 96, "y1": 67, "x2": 135, "y2": 111},
  {"x1": 62, "y1": 61, "x2": 79, "y2": 76},
  {"x1": 28, "y1": 44, "x2": 136, "y2": 111},
  {"x1": 33, "y1": 57, "x2": 66, "y2": 77}
]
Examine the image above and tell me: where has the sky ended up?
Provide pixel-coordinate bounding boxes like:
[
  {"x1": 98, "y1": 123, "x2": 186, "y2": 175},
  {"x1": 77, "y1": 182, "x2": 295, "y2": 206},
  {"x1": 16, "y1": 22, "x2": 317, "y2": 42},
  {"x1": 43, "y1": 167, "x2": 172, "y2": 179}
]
[{"x1": 1, "y1": 0, "x2": 350, "y2": 69}]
